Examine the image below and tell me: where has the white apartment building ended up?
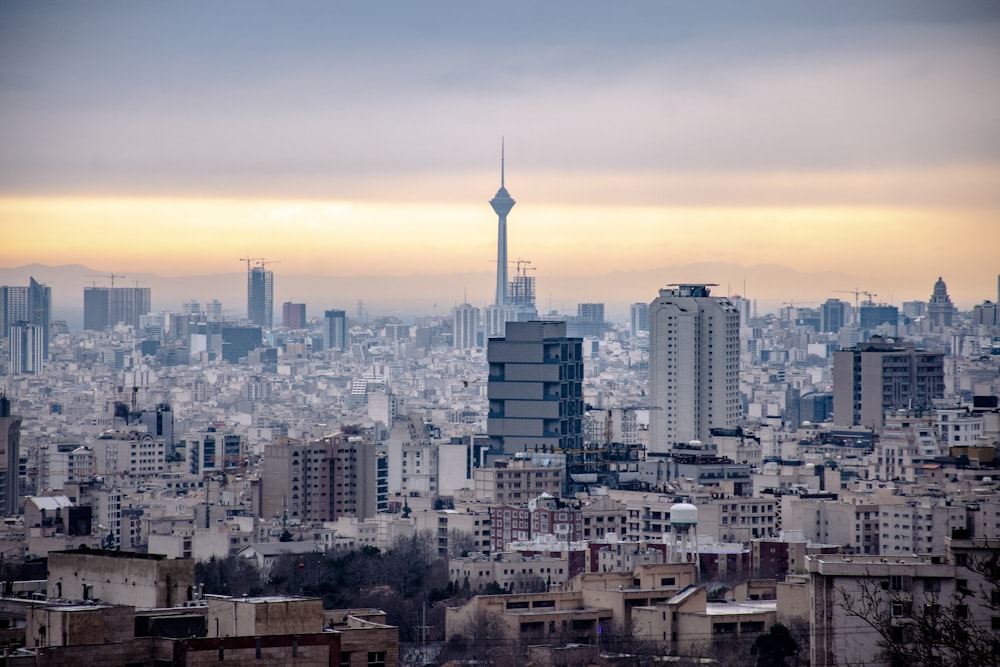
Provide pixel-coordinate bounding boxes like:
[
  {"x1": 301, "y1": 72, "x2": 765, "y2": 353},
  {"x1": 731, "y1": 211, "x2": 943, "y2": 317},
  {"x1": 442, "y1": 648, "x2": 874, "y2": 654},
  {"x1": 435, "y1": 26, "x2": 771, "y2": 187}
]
[{"x1": 648, "y1": 284, "x2": 741, "y2": 453}]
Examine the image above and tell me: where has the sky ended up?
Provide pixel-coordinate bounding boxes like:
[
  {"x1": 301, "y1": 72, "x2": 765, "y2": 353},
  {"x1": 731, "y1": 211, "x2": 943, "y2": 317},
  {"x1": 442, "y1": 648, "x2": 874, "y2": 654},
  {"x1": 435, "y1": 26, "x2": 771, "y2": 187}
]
[{"x1": 1, "y1": 1, "x2": 999, "y2": 317}]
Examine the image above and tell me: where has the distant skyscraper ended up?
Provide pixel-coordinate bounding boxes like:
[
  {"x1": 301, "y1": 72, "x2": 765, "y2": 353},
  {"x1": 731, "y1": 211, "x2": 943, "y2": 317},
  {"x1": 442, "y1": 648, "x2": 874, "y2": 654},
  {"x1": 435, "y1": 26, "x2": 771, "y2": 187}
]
[
  {"x1": 648, "y1": 284, "x2": 741, "y2": 453},
  {"x1": 926, "y1": 276, "x2": 955, "y2": 329},
  {"x1": 8, "y1": 323, "x2": 44, "y2": 374},
  {"x1": 83, "y1": 286, "x2": 151, "y2": 330},
  {"x1": 453, "y1": 303, "x2": 480, "y2": 350},
  {"x1": 487, "y1": 321, "x2": 583, "y2": 456},
  {"x1": 323, "y1": 309, "x2": 347, "y2": 351},
  {"x1": 247, "y1": 264, "x2": 274, "y2": 329},
  {"x1": 1, "y1": 277, "x2": 49, "y2": 358},
  {"x1": 0, "y1": 394, "x2": 21, "y2": 516},
  {"x1": 282, "y1": 301, "x2": 306, "y2": 329},
  {"x1": 205, "y1": 299, "x2": 223, "y2": 322},
  {"x1": 820, "y1": 299, "x2": 847, "y2": 333},
  {"x1": 630, "y1": 302, "x2": 649, "y2": 337},
  {"x1": 490, "y1": 141, "x2": 516, "y2": 308},
  {"x1": 27, "y1": 278, "x2": 50, "y2": 358}
]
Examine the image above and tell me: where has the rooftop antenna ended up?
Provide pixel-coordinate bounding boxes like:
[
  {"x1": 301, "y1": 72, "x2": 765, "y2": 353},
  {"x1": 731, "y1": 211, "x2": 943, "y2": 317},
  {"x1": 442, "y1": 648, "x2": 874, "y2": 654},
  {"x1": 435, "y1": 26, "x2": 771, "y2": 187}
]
[{"x1": 501, "y1": 136, "x2": 505, "y2": 189}]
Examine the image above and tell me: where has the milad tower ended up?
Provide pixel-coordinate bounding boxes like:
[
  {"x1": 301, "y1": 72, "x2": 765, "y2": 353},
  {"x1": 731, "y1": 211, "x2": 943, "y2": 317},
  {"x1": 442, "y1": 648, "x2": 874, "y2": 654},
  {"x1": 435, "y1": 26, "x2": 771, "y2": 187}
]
[
  {"x1": 490, "y1": 140, "x2": 516, "y2": 305},
  {"x1": 485, "y1": 141, "x2": 518, "y2": 337}
]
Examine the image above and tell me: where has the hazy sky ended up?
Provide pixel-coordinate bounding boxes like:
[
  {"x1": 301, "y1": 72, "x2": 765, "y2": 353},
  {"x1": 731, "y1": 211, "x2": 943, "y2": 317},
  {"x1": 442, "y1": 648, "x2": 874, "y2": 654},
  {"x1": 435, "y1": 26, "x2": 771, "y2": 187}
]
[{"x1": 2, "y1": 1, "x2": 998, "y2": 312}]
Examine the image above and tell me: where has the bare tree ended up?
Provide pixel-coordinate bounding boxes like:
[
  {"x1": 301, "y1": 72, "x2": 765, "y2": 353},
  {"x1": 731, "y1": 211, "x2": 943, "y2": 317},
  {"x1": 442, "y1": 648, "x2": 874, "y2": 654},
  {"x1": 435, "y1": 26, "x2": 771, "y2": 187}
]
[{"x1": 837, "y1": 548, "x2": 1000, "y2": 666}]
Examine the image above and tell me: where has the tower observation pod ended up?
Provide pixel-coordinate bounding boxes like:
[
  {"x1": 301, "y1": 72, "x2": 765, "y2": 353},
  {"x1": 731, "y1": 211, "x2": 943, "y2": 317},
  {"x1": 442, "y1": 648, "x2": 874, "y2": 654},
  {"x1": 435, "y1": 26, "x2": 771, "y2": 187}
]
[{"x1": 667, "y1": 502, "x2": 699, "y2": 566}]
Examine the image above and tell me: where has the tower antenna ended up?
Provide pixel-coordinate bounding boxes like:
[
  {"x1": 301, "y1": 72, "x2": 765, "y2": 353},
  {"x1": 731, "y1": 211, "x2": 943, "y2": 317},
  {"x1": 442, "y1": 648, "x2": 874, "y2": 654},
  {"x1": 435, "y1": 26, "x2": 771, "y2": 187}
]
[{"x1": 501, "y1": 137, "x2": 505, "y2": 188}]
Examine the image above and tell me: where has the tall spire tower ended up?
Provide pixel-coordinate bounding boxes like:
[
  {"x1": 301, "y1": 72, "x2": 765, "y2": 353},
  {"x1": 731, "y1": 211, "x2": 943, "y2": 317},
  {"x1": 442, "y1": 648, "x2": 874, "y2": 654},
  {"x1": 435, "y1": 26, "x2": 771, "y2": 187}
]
[{"x1": 489, "y1": 139, "x2": 516, "y2": 305}]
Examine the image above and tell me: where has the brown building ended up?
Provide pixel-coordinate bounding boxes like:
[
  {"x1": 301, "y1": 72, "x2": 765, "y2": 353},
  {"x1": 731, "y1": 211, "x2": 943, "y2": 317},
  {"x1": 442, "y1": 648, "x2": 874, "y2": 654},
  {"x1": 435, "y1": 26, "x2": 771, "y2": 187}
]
[
  {"x1": 261, "y1": 433, "x2": 378, "y2": 523},
  {"x1": 832, "y1": 337, "x2": 945, "y2": 429}
]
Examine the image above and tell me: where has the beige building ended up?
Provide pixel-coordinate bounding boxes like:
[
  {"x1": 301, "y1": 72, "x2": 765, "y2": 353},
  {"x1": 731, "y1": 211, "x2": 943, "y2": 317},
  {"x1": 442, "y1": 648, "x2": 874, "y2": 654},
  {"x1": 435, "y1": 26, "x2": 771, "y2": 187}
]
[
  {"x1": 832, "y1": 338, "x2": 945, "y2": 429},
  {"x1": 632, "y1": 585, "x2": 776, "y2": 653},
  {"x1": 446, "y1": 562, "x2": 699, "y2": 647},
  {"x1": 473, "y1": 457, "x2": 564, "y2": 505},
  {"x1": 806, "y1": 540, "x2": 1000, "y2": 667},
  {"x1": 47, "y1": 549, "x2": 195, "y2": 609}
]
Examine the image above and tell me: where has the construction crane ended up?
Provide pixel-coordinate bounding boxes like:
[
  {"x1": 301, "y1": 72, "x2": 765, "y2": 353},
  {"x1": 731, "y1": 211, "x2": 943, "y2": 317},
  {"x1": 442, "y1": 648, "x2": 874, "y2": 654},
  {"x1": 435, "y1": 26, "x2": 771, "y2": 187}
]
[
  {"x1": 835, "y1": 288, "x2": 878, "y2": 310},
  {"x1": 87, "y1": 273, "x2": 125, "y2": 287}
]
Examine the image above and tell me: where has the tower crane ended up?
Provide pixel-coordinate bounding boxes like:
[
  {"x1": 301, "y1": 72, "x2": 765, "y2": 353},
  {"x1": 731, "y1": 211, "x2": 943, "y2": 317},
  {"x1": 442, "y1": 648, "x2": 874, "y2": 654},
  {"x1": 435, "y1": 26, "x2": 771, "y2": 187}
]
[
  {"x1": 87, "y1": 273, "x2": 126, "y2": 287},
  {"x1": 834, "y1": 288, "x2": 878, "y2": 310}
]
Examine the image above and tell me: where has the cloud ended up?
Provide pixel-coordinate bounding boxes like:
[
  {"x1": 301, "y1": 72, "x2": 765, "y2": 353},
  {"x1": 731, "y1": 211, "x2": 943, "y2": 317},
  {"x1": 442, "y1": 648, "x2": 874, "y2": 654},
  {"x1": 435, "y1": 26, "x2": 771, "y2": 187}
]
[{"x1": 1, "y1": 1, "x2": 998, "y2": 201}]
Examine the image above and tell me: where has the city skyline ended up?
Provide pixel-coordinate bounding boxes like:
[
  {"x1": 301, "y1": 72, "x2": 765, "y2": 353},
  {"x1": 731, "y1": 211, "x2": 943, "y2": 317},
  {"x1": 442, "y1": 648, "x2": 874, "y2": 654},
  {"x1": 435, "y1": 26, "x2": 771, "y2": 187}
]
[{"x1": 2, "y1": 2, "x2": 999, "y2": 311}]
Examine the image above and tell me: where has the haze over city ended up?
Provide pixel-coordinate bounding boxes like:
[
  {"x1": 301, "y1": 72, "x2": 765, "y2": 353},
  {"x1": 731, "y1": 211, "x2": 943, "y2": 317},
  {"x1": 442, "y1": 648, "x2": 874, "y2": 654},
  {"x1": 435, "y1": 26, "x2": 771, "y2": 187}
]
[{"x1": 2, "y1": 1, "x2": 999, "y2": 319}]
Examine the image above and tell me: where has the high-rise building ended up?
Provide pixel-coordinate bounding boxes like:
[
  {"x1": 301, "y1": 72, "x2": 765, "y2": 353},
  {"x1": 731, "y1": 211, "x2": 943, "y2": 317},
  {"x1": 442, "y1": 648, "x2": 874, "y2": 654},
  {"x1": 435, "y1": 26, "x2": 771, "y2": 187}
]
[
  {"x1": 2, "y1": 278, "x2": 50, "y2": 358},
  {"x1": 323, "y1": 309, "x2": 347, "y2": 351},
  {"x1": 648, "y1": 284, "x2": 741, "y2": 453},
  {"x1": 204, "y1": 299, "x2": 223, "y2": 322},
  {"x1": 820, "y1": 299, "x2": 847, "y2": 333},
  {"x1": 0, "y1": 394, "x2": 21, "y2": 516},
  {"x1": 83, "y1": 286, "x2": 151, "y2": 330},
  {"x1": 490, "y1": 141, "x2": 515, "y2": 308},
  {"x1": 630, "y1": 302, "x2": 649, "y2": 337},
  {"x1": 282, "y1": 302, "x2": 306, "y2": 329},
  {"x1": 926, "y1": 276, "x2": 955, "y2": 329},
  {"x1": 832, "y1": 337, "x2": 945, "y2": 429},
  {"x1": 247, "y1": 264, "x2": 273, "y2": 329},
  {"x1": 486, "y1": 321, "x2": 583, "y2": 456},
  {"x1": 261, "y1": 433, "x2": 379, "y2": 522},
  {"x1": 453, "y1": 303, "x2": 480, "y2": 350},
  {"x1": 8, "y1": 323, "x2": 44, "y2": 374}
]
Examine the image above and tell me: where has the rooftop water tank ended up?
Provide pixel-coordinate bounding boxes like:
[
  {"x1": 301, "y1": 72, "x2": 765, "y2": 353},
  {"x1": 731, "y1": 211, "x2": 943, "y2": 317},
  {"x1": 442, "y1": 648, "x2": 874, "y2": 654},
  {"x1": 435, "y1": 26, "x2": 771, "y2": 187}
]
[{"x1": 670, "y1": 503, "x2": 698, "y2": 525}]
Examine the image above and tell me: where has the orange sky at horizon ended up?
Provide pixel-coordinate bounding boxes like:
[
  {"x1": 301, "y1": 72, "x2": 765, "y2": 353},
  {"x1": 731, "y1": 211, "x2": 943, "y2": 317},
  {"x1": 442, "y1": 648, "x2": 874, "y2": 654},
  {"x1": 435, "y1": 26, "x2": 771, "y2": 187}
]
[{"x1": 2, "y1": 192, "x2": 998, "y2": 308}]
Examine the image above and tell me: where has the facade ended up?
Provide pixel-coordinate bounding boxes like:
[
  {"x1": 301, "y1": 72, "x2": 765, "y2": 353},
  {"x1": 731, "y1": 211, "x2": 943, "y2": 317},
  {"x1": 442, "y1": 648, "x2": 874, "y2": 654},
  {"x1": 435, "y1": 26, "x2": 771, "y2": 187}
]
[
  {"x1": 486, "y1": 321, "x2": 584, "y2": 456},
  {"x1": 220, "y1": 326, "x2": 262, "y2": 363},
  {"x1": 47, "y1": 549, "x2": 195, "y2": 608},
  {"x1": 452, "y1": 302, "x2": 479, "y2": 350},
  {"x1": 261, "y1": 434, "x2": 379, "y2": 523},
  {"x1": 832, "y1": 338, "x2": 946, "y2": 429},
  {"x1": 473, "y1": 458, "x2": 564, "y2": 505},
  {"x1": 247, "y1": 264, "x2": 274, "y2": 329},
  {"x1": 8, "y1": 322, "x2": 44, "y2": 374},
  {"x1": 0, "y1": 395, "x2": 21, "y2": 516},
  {"x1": 820, "y1": 298, "x2": 847, "y2": 333},
  {"x1": 83, "y1": 286, "x2": 151, "y2": 330},
  {"x1": 0, "y1": 279, "x2": 47, "y2": 357},
  {"x1": 282, "y1": 301, "x2": 306, "y2": 329},
  {"x1": 926, "y1": 276, "x2": 955, "y2": 329},
  {"x1": 648, "y1": 284, "x2": 741, "y2": 453},
  {"x1": 630, "y1": 302, "x2": 650, "y2": 337},
  {"x1": 323, "y1": 309, "x2": 347, "y2": 351}
]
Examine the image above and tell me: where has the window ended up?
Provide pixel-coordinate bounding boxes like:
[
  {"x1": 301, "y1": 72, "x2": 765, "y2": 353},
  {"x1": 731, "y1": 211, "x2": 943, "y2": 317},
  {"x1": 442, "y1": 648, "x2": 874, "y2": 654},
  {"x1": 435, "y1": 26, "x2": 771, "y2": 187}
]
[{"x1": 367, "y1": 651, "x2": 386, "y2": 667}]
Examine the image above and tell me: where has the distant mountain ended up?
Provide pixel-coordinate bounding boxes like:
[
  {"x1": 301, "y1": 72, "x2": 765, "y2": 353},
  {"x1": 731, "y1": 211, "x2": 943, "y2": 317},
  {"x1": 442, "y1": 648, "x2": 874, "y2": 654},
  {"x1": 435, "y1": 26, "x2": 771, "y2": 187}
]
[{"x1": 0, "y1": 262, "x2": 862, "y2": 326}]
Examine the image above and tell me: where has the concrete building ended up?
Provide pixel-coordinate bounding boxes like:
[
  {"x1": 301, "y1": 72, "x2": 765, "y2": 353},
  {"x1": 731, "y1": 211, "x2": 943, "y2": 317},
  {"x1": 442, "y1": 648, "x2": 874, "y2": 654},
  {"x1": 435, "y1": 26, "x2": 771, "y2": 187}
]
[
  {"x1": 0, "y1": 394, "x2": 22, "y2": 516},
  {"x1": 820, "y1": 298, "x2": 847, "y2": 333},
  {"x1": 47, "y1": 549, "x2": 195, "y2": 608},
  {"x1": 630, "y1": 302, "x2": 649, "y2": 337},
  {"x1": 832, "y1": 337, "x2": 945, "y2": 429},
  {"x1": 261, "y1": 434, "x2": 379, "y2": 523},
  {"x1": 246, "y1": 263, "x2": 274, "y2": 329},
  {"x1": 807, "y1": 540, "x2": 1000, "y2": 667},
  {"x1": 486, "y1": 321, "x2": 584, "y2": 457},
  {"x1": 83, "y1": 286, "x2": 151, "y2": 331},
  {"x1": 452, "y1": 302, "x2": 479, "y2": 350},
  {"x1": 648, "y1": 284, "x2": 741, "y2": 453},
  {"x1": 927, "y1": 276, "x2": 955, "y2": 329},
  {"x1": 281, "y1": 301, "x2": 306, "y2": 329},
  {"x1": 323, "y1": 309, "x2": 347, "y2": 351},
  {"x1": 473, "y1": 456, "x2": 564, "y2": 505}
]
